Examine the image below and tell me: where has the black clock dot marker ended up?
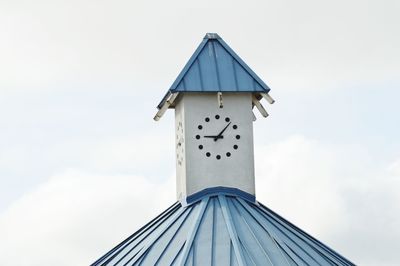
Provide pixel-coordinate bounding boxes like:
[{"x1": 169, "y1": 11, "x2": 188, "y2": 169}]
[
  {"x1": 216, "y1": 155, "x2": 221, "y2": 160},
  {"x1": 195, "y1": 135, "x2": 200, "y2": 139},
  {"x1": 205, "y1": 117, "x2": 210, "y2": 122},
  {"x1": 206, "y1": 152, "x2": 211, "y2": 157},
  {"x1": 226, "y1": 152, "x2": 231, "y2": 157},
  {"x1": 225, "y1": 117, "x2": 230, "y2": 122},
  {"x1": 215, "y1": 115, "x2": 220, "y2": 119},
  {"x1": 198, "y1": 125, "x2": 203, "y2": 130},
  {"x1": 198, "y1": 145, "x2": 203, "y2": 150},
  {"x1": 236, "y1": 135, "x2": 240, "y2": 139},
  {"x1": 233, "y1": 145, "x2": 238, "y2": 150},
  {"x1": 233, "y1": 125, "x2": 238, "y2": 129}
]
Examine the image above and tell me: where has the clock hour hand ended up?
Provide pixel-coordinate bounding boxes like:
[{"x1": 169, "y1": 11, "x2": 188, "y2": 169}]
[
  {"x1": 214, "y1": 122, "x2": 231, "y2": 141},
  {"x1": 203, "y1": 135, "x2": 223, "y2": 139}
]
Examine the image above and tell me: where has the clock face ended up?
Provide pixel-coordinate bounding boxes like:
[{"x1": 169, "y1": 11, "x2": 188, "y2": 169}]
[
  {"x1": 176, "y1": 121, "x2": 184, "y2": 166},
  {"x1": 195, "y1": 114, "x2": 240, "y2": 160}
]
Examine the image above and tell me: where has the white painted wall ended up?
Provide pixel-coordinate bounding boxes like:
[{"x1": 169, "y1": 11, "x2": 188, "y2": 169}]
[{"x1": 175, "y1": 92, "x2": 255, "y2": 200}]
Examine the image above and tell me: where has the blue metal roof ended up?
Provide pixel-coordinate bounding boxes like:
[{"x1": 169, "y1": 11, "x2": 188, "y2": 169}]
[
  {"x1": 92, "y1": 190, "x2": 354, "y2": 266},
  {"x1": 157, "y1": 33, "x2": 271, "y2": 109}
]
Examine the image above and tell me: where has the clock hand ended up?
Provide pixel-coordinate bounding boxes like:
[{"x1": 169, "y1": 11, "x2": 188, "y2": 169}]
[
  {"x1": 203, "y1": 135, "x2": 223, "y2": 139},
  {"x1": 214, "y1": 122, "x2": 231, "y2": 141}
]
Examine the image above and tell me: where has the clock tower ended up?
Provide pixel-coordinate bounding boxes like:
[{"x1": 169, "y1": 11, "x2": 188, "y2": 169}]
[
  {"x1": 154, "y1": 33, "x2": 274, "y2": 202},
  {"x1": 94, "y1": 33, "x2": 354, "y2": 266}
]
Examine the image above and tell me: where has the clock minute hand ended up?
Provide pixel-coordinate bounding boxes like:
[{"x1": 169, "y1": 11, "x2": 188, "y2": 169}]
[{"x1": 214, "y1": 122, "x2": 231, "y2": 141}]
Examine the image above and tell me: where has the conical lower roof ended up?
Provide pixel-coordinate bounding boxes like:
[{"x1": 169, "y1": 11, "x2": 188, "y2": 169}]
[{"x1": 92, "y1": 191, "x2": 354, "y2": 266}]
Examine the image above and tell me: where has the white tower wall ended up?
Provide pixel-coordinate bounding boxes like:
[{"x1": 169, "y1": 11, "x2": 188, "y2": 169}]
[{"x1": 175, "y1": 92, "x2": 255, "y2": 201}]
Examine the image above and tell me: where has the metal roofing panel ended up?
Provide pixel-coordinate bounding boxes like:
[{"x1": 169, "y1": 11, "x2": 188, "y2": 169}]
[
  {"x1": 190, "y1": 199, "x2": 213, "y2": 265},
  {"x1": 92, "y1": 190, "x2": 354, "y2": 266},
  {"x1": 210, "y1": 197, "x2": 231, "y2": 265},
  {"x1": 157, "y1": 33, "x2": 271, "y2": 109},
  {"x1": 228, "y1": 200, "x2": 273, "y2": 265}
]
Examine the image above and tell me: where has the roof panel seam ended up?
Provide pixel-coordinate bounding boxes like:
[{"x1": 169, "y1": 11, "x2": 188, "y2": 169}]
[
  {"x1": 236, "y1": 199, "x2": 294, "y2": 266},
  {"x1": 168, "y1": 39, "x2": 209, "y2": 92},
  {"x1": 254, "y1": 206, "x2": 323, "y2": 265},
  {"x1": 216, "y1": 38, "x2": 270, "y2": 91},
  {"x1": 155, "y1": 207, "x2": 197, "y2": 265},
  {"x1": 196, "y1": 59, "x2": 204, "y2": 92},
  {"x1": 211, "y1": 41, "x2": 221, "y2": 91},
  {"x1": 128, "y1": 207, "x2": 189, "y2": 264},
  {"x1": 177, "y1": 197, "x2": 209, "y2": 265},
  {"x1": 257, "y1": 203, "x2": 354, "y2": 264},
  {"x1": 218, "y1": 195, "x2": 246, "y2": 266},
  {"x1": 110, "y1": 204, "x2": 182, "y2": 264},
  {"x1": 92, "y1": 203, "x2": 180, "y2": 265},
  {"x1": 232, "y1": 57, "x2": 239, "y2": 91},
  {"x1": 230, "y1": 200, "x2": 274, "y2": 265}
]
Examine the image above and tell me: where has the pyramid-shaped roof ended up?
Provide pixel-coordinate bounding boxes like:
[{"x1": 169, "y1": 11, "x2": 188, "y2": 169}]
[
  {"x1": 92, "y1": 191, "x2": 354, "y2": 266},
  {"x1": 158, "y1": 33, "x2": 271, "y2": 109}
]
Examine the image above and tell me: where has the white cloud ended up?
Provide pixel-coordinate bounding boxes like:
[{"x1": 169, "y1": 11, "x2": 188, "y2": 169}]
[
  {"x1": 0, "y1": 169, "x2": 175, "y2": 266},
  {"x1": 0, "y1": 136, "x2": 399, "y2": 265},
  {"x1": 388, "y1": 158, "x2": 400, "y2": 176},
  {"x1": 0, "y1": 0, "x2": 398, "y2": 91},
  {"x1": 255, "y1": 136, "x2": 400, "y2": 266},
  {"x1": 256, "y1": 136, "x2": 346, "y2": 235},
  {"x1": 0, "y1": 1, "x2": 398, "y2": 265}
]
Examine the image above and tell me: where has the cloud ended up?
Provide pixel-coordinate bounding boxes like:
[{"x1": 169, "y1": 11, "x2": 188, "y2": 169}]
[
  {"x1": 0, "y1": 169, "x2": 175, "y2": 266},
  {"x1": 256, "y1": 136, "x2": 347, "y2": 235},
  {"x1": 0, "y1": 1, "x2": 398, "y2": 265},
  {"x1": 0, "y1": 136, "x2": 399, "y2": 265},
  {"x1": 255, "y1": 136, "x2": 400, "y2": 266},
  {"x1": 0, "y1": 0, "x2": 398, "y2": 92}
]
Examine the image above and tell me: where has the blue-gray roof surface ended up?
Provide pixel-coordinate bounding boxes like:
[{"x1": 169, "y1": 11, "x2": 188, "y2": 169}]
[
  {"x1": 92, "y1": 192, "x2": 354, "y2": 266},
  {"x1": 158, "y1": 33, "x2": 271, "y2": 109}
]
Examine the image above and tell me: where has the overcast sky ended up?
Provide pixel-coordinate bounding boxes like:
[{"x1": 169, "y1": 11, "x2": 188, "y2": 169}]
[{"x1": 0, "y1": 0, "x2": 399, "y2": 265}]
